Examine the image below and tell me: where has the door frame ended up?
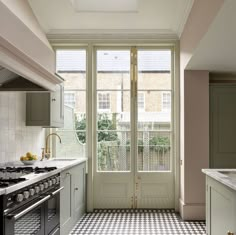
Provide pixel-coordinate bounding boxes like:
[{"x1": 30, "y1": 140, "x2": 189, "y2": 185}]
[{"x1": 51, "y1": 40, "x2": 180, "y2": 212}]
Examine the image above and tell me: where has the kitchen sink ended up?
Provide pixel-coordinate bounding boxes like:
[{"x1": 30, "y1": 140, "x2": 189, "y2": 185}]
[{"x1": 52, "y1": 159, "x2": 76, "y2": 161}]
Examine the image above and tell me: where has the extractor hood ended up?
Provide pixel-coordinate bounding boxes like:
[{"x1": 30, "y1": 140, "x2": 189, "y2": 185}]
[{"x1": 0, "y1": 65, "x2": 48, "y2": 91}]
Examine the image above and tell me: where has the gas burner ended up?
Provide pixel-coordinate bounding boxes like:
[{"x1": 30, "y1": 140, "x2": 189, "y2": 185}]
[
  {"x1": 34, "y1": 167, "x2": 57, "y2": 174},
  {"x1": 0, "y1": 178, "x2": 26, "y2": 188}
]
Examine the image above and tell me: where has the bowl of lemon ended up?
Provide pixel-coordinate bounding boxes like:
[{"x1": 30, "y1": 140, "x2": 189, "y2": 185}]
[{"x1": 20, "y1": 152, "x2": 38, "y2": 165}]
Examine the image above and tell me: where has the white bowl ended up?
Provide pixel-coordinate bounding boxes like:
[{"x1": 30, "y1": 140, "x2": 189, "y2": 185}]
[{"x1": 21, "y1": 160, "x2": 37, "y2": 165}]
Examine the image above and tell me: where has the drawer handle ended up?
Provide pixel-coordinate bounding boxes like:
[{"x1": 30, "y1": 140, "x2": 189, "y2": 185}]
[
  {"x1": 75, "y1": 187, "x2": 79, "y2": 191},
  {"x1": 228, "y1": 232, "x2": 234, "y2": 235}
]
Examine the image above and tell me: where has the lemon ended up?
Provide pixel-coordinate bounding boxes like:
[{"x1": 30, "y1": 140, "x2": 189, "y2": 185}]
[{"x1": 26, "y1": 152, "x2": 33, "y2": 158}]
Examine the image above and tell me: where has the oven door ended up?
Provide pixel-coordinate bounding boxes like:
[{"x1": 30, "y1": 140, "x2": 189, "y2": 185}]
[
  {"x1": 45, "y1": 187, "x2": 63, "y2": 235},
  {"x1": 5, "y1": 195, "x2": 50, "y2": 235}
]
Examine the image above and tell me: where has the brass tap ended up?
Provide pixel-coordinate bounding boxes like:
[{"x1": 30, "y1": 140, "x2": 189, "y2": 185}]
[{"x1": 41, "y1": 133, "x2": 62, "y2": 160}]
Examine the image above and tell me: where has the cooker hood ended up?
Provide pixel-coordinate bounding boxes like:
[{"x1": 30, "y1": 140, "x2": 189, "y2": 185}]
[{"x1": 0, "y1": 65, "x2": 51, "y2": 91}]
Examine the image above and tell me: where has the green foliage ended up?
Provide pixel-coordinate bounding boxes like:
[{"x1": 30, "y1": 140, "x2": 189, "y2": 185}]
[
  {"x1": 97, "y1": 142, "x2": 107, "y2": 171},
  {"x1": 126, "y1": 139, "x2": 144, "y2": 153},
  {"x1": 75, "y1": 114, "x2": 86, "y2": 143},
  {"x1": 149, "y1": 136, "x2": 170, "y2": 152},
  {"x1": 75, "y1": 113, "x2": 118, "y2": 143},
  {"x1": 97, "y1": 113, "x2": 118, "y2": 142}
]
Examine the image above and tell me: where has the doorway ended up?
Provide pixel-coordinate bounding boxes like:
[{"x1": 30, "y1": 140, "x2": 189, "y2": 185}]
[{"x1": 93, "y1": 47, "x2": 175, "y2": 208}]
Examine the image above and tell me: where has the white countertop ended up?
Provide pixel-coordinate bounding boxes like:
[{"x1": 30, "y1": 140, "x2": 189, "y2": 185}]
[
  {"x1": 202, "y1": 169, "x2": 236, "y2": 191},
  {"x1": 0, "y1": 158, "x2": 87, "y2": 196}
]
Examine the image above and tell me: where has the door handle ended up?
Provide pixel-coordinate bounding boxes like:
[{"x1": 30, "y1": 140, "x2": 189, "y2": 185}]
[
  {"x1": 7, "y1": 195, "x2": 50, "y2": 220},
  {"x1": 51, "y1": 227, "x2": 60, "y2": 235},
  {"x1": 51, "y1": 186, "x2": 64, "y2": 196}
]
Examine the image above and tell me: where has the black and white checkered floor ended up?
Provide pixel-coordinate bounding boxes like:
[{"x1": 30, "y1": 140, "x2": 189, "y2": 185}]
[{"x1": 70, "y1": 209, "x2": 206, "y2": 235}]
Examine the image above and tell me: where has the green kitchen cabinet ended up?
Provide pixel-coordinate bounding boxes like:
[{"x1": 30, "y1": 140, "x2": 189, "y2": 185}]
[
  {"x1": 26, "y1": 84, "x2": 64, "y2": 127},
  {"x1": 206, "y1": 176, "x2": 236, "y2": 235},
  {"x1": 60, "y1": 162, "x2": 86, "y2": 235}
]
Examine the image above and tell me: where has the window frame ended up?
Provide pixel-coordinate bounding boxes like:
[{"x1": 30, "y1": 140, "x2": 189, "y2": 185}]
[
  {"x1": 97, "y1": 91, "x2": 111, "y2": 112},
  {"x1": 161, "y1": 91, "x2": 171, "y2": 112},
  {"x1": 64, "y1": 91, "x2": 76, "y2": 108},
  {"x1": 138, "y1": 92, "x2": 145, "y2": 112}
]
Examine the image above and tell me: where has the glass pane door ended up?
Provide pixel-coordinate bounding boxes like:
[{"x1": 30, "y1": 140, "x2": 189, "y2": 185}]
[
  {"x1": 96, "y1": 50, "x2": 131, "y2": 172},
  {"x1": 137, "y1": 50, "x2": 172, "y2": 172},
  {"x1": 135, "y1": 49, "x2": 174, "y2": 208},
  {"x1": 94, "y1": 49, "x2": 133, "y2": 208}
]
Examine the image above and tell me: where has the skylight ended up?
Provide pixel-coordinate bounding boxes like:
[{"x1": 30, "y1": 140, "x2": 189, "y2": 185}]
[{"x1": 70, "y1": 0, "x2": 138, "y2": 13}]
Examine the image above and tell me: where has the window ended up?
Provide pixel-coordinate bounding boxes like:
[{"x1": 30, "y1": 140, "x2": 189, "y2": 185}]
[
  {"x1": 55, "y1": 49, "x2": 86, "y2": 159},
  {"x1": 98, "y1": 92, "x2": 110, "y2": 111},
  {"x1": 64, "y1": 92, "x2": 75, "y2": 108},
  {"x1": 138, "y1": 92, "x2": 145, "y2": 111},
  {"x1": 162, "y1": 92, "x2": 171, "y2": 111}
]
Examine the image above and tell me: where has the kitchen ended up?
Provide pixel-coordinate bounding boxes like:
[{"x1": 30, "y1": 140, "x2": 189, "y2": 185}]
[{"x1": 1, "y1": 0, "x2": 236, "y2": 235}]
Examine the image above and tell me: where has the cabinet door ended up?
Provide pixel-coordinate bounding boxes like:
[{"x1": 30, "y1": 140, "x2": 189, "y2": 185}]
[
  {"x1": 51, "y1": 84, "x2": 64, "y2": 127},
  {"x1": 210, "y1": 85, "x2": 236, "y2": 168},
  {"x1": 207, "y1": 177, "x2": 236, "y2": 235},
  {"x1": 60, "y1": 171, "x2": 72, "y2": 235},
  {"x1": 26, "y1": 93, "x2": 50, "y2": 126},
  {"x1": 71, "y1": 163, "x2": 86, "y2": 219}
]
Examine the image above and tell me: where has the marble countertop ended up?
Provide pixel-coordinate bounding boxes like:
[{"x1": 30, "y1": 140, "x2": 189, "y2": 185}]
[
  {"x1": 0, "y1": 158, "x2": 87, "y2": 196},
  {"x1": 202, "y1": 169, "x2": 236, "y2": 191}
]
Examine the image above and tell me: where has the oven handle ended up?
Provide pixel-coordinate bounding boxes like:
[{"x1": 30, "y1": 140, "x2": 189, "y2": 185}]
[
  {"x1": 51, "y1": 186, "x2": 64, "y2": 196},
  {"x1": 7, "y1": 195, "x2": 51, "y2": 220}
]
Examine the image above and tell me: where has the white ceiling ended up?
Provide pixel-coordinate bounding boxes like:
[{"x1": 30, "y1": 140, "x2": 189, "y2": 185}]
[
  {"x1": 28, "y1": 0, "x2": 193, "y2": 38},
  {"x1": 186, "y1": 0, "x2": 236, "y2": 73}
]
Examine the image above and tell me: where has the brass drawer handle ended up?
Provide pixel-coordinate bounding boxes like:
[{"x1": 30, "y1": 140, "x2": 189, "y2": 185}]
[{"x1": 228, "y1": 231, "x2": 234, "y2": 235}]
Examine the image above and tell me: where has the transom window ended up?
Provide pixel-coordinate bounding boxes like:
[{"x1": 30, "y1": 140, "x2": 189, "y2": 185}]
[
  {"x1": 162, "y1": 92, "x2": 171, "y2": 111},
  {"x1": 98, "y1": 92, "x2": 110, "y2": 111}
]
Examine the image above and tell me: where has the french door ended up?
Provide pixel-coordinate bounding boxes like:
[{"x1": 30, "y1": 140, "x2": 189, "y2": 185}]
[{"x1": 93, "y1": 47, "x2": 174, "y2": 208}]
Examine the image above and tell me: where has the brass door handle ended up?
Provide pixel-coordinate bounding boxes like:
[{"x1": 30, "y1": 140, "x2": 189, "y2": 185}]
[{"x1": 228, "y1": 231, "x2": 234, "y2": 235}]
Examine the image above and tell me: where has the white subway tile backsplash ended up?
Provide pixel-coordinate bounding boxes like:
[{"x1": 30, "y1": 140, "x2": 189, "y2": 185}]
[{"x1": 0, "y1": 92, "x2": 44, "y2": 163}]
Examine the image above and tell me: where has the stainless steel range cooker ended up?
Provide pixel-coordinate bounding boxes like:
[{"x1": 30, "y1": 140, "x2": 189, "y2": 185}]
[{"x1": 0, "y1": 166, "x2": 63, "y2": 235}]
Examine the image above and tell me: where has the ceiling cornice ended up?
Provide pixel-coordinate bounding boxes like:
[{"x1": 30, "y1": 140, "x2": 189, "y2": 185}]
[
  {"x1": 176, "y1": 0, "x2": 194, "y2": 38},
  {"x1": 47, "y1": 29, "x2": 179, "y2": 43}
]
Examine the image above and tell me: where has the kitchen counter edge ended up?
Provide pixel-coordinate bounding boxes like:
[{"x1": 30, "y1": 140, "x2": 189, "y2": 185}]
[
  {"x1": 0, "y1": 158, "x2": 87, "y2": 195},
  {"x1": 202, "y1": 168, "x2": 236, "y2": 191}
]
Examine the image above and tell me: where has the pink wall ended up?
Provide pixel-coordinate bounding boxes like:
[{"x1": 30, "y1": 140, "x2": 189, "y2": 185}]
[
  {"x1": 179, "y1": 0, "x2": 225, "y2": 220},
  {"x1": 180, "y1": 0, "x2": 225, "y2": 69},
  {"x1": 180, "y1": 71, "x2": 209, "y2": 220}
]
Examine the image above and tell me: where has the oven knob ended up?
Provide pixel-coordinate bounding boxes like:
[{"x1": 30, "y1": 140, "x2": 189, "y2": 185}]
[
  {"x1": 23, "y1": 191, "x2": 30, "y2": 199},
  {"x1": 16, "y1": 193, "x2": 24, "y2": 202},
  {"x1": 35, "y1": 186, "x2": 40, "y2": 194},
  {"x1": 48, "y1": 180, "x2": 52, "y2": 187},
  {"x1": 29, "y1": 188, "x2": 35, "y2": 196},
  {"x1": 44, "y1": 182, "x2": 49, "y2": 189},
  {"x1": 52, "y1": 178, "x2": 56, "y2": 185},
  {"x1": 39, "y1": 184, "x2": 44, "y2": 191},
  {"x1": 56, "y1": 176, "x2": 60, "y2": 184}
]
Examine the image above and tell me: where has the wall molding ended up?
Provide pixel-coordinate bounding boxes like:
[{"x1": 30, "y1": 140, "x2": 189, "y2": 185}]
[{"x1": 179, "y1": 199, "x2": 206, "y2": 220}]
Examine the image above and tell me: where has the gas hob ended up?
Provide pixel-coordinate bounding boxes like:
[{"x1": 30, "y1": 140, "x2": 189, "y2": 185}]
[{"x1": 0, "y1": 166, "x2": 57, "y2": 188}]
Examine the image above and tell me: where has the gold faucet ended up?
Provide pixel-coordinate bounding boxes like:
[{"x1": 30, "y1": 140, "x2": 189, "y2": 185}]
[{"x1": 41, "y1": 133, "x2": 62, "y2": 161}]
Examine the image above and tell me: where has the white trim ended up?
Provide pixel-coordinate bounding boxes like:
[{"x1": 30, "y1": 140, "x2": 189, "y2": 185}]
[
  {"x1": 0, "y1": 36, "x2": 62, "y2": 90},
  {"x1": 176, "y1": 0, "x2": 194, "y2": 38},
  {"x1": 97, "y1": 91, "x2": 111, "y2": 112},
  {"x1": 52, "y1": 41, "x2": 180, "y2": 212},
  {"x1": 161, "y1": 91, "x2": 171, "y2": 112},
  {"x1": 179, "y1": 199, "x2": 206, "y2": 220},
  {"x1": 47, "y1": 30, "x2": 178, "y2": 42}
]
